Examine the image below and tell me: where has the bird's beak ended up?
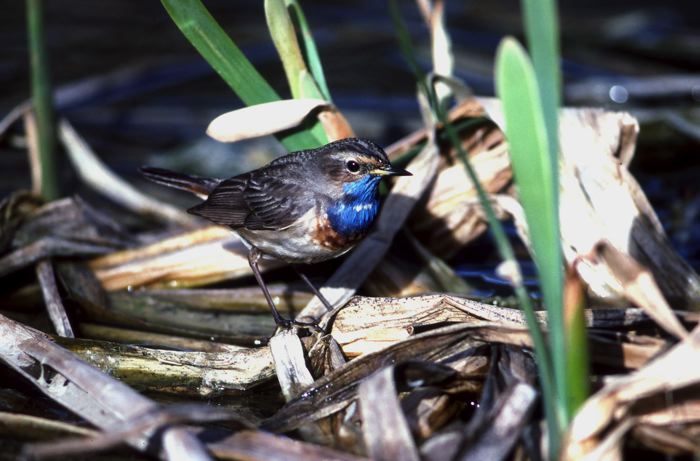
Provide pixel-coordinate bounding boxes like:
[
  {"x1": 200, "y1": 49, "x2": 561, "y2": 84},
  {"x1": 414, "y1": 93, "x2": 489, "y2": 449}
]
[{"x1": 371, "y1": 165, "x2": 412, "y2": 177}]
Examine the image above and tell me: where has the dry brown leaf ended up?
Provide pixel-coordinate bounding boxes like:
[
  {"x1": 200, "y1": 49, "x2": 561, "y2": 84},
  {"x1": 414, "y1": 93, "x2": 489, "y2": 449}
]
[
  {"x1": 480, "y1": 98, "x2": 700, "y2": 310},
  {"x1": 359, "y1": 366, "x2": 420, "y2": 461},
  {"x1": 403, "y1": 389, "x2": 458, "y2": 440},
  {"x1": 588, "y1": 332, "x2": 665, "y2": 370},
  {"x1": 318, "y1": 106, "x2": 355, "y2": 141},
  {"x1": 90, "y1": 227, "x2": 282, "y2": 290},
  {"x1": 0, "y1": 313, "x2": 209, "y2": 458},
  {"x1": 637, "y1": 399, "x2": 700, "y2": 426},
  {"x1": 208, "y1": 430, "x2": 369, "y2": 461},
  {"x1": 565, "y1": 324, "x2": 700, "y2": 460},
  {"x1": 270, "y1": 330, "x2": 315, "y2": 402},
  {"x1": 407, "y1": 98, "x2": 512, "y2": 259},
  {"x1": 587, "y1": 240, "x2": 688, "y2": 339},
  {"x1": 632, "y1": 423, "x2": 700, "y2": 455},
  {"x1": 460, "y1": 382, "x2": 537, "y2": 461}
]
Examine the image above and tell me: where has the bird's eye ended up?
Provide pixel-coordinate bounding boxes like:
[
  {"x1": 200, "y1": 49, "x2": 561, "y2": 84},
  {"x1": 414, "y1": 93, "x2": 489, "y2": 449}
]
[{"x1": 346, "y1": 160, "x2": 360, "y2": 173}]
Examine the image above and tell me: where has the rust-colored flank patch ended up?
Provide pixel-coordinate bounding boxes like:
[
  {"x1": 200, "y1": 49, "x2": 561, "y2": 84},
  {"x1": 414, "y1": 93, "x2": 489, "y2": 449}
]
[{"x1": 313, "y1": 214, "x2": 356, "y2": 250}]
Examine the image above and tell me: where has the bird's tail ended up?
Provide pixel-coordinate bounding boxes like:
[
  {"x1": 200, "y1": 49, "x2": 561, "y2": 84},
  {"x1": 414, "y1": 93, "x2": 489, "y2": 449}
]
[{"x1": 139, "y1": 166, "x2": 220, "y2": 199}]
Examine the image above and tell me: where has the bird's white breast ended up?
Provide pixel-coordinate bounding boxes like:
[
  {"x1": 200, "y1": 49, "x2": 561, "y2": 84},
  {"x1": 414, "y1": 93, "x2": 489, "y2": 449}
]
[{"x1": 236, "y1": 208, "x2": 353, "y2": 264}]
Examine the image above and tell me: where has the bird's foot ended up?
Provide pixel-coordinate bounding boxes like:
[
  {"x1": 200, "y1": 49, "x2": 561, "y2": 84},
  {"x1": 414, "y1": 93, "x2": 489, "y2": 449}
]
[{"x1": 276, "y1": 317, "x2": 325, "y2": 334}]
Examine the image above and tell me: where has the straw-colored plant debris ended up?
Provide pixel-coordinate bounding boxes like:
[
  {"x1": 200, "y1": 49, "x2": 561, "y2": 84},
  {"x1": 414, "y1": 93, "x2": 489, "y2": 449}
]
[
  {"x1": 2, "y1": 0, "x2": 699, "y2": 460},
  {"x1": 2, "y1": 92, "x2": 699, "y2": 459}
]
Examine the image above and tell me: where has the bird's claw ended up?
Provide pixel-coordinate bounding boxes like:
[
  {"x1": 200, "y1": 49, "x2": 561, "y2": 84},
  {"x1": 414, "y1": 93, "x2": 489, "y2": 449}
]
[{"x1": 276, "y1": 317, "x2": 325, "y2": 334}]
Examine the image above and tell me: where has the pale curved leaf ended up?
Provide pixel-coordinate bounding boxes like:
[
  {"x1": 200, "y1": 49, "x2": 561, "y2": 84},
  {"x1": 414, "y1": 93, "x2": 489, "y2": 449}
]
[{"x1": 206, "y1": 99, "x2": 329, "y2": 143}]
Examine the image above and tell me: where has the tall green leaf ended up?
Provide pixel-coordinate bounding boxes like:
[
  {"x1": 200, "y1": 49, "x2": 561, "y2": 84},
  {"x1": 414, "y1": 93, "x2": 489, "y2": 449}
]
[
  {"x1": 524, "y1": 0, "x2": 589, "y2": 428},
  {"x1": 521, "y1": 0, "x2": 561, "y2": 178},
  {"x1": 161, "y1": 0, "x2": 322, "y2": 151},
  {"x1": 264, "y1": 0, "x2": 328, "y2": 144},
  {"x1": 286, "y1": 0, "x2": 332, "y2": 101},
  {"x1": 495, "y1": 37, "x2": 566, "y2": 449},
  {"x1": 265, "y1": 0, "x2": 308, "y2": 98}
]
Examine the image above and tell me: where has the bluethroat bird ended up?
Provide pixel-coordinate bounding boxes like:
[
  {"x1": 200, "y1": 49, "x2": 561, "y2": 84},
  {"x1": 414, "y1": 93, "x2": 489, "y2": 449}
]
[{"x1": 141, "y1": 138, "x2": 411, "y2": 328}]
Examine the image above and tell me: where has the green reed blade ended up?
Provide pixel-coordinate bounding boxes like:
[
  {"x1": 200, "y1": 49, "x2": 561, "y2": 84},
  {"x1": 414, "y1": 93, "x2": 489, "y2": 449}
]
[
  {"x1": 161, "y1": 0, "x2": 322, "y2": 151},
  {"x1": 264, "y1": 0, "x2": 328, "y2": 144},
  {"x1": 286, "y1": 0, "x2": 332, "y2": 102},
  {"x1": 27, "y1": 0, "x2": 59, "y2": 200},
  {"x1": 522, "y1": 0, "x2": 561, "y2": 179},
  {"x1": 496, "y1": 37, "x2": 566, "y2": 455},
  {"x1": 523, "y1": 0, "x2": 590, "y2": 429}
]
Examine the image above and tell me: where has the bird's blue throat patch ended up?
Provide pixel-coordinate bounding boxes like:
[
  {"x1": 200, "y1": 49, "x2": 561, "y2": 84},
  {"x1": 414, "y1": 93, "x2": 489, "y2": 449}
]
[{"x1": 327, "y1": 176, "x2": 382, "y2": 237}]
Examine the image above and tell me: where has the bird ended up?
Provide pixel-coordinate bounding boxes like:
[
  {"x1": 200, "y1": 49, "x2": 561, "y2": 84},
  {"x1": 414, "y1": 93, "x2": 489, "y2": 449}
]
[{"x1": 140, "y1": 137, "x2": 411, "y2": 329}]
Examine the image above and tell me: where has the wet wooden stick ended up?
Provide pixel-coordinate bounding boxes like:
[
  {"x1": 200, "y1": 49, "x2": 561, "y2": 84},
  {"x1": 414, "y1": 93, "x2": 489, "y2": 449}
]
[
  {"x1": 36, "y1": 259, "x2": 74, "y2": 338},
  {"x1": 0, "y1": 312, "x2": 210, "y2": 460}
]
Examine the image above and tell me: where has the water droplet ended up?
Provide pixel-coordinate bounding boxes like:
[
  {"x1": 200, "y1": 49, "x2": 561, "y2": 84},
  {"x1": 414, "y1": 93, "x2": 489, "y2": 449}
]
[{"x1": 609, "y1": 85, "x2": 629, "y2": 104}]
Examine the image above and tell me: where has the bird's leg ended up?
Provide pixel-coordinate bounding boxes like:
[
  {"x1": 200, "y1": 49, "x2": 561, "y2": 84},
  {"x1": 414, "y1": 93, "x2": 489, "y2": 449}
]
[
  {"x1": 248, "y1": 248, "x2": 322, "y2": 332},
  {"x1": 248, "y1": 248, "x2": 287, "y2": 326},
  {"x1": 293, "y1": 266, "x2": 334, "y2": 312}
]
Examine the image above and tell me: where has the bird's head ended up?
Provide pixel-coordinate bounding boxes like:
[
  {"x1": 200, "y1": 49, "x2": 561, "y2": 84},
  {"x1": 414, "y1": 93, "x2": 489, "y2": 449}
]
[
  {"x1": 315, "y1": 138, "x2": 410, "y2": 237},
  {"x1": 316, "y1": 138, "x2": 411, "y2": 193}
]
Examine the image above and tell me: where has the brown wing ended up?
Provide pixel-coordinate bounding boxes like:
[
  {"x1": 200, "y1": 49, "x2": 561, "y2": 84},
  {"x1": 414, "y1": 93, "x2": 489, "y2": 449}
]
[
  {"x1": 188, "y1": 168, "x2": 315, "y2": 231},
  {"x1": 187, "y1": 175, "x2": 250, "y2": 228}
]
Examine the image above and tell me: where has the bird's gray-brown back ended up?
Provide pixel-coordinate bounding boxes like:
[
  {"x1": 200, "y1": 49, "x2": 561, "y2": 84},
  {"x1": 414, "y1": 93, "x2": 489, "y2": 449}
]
[{"x1": 188, "y1": 152, "x2": 321, "y2": 231}]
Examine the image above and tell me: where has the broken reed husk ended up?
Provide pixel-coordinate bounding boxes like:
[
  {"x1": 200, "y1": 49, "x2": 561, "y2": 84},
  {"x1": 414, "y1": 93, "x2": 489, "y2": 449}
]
[
  {"x1": 2, "y1": 248, "x2": 699, "y2": 459},
  {"x1": 57, "y1": 336, "x2": 275, "y2": 395},
  {"x1": 50, "y1": 293, "x2": 693, "y2": 398},
  {"x1": 3, "y1": 2, "x2": 699, "y2": 459},
  {"x1": 59, "y1": 262, "x2": 312, "y2": 343},
  {"x1": 36, "y1": 259, "x2": 74, "y2": 337},
  {"x1": 0, "y1": 195, "x2": 133, "y2": 280},
  {"x1": 0, "y1": 311, "x2": 210, "y2": 459},
  {"x1": 481, "y1": 98, "x2": 700, "y2": 311},
  {"x1": 89, "y1": 227, "x2": 273, "y2": 291},
  {"x1": 79, "y1": 323, "x2": 251, "y2": 352},
  {"x1": 5, "y1": 25, "x2": 700, "y2": 457},
  {"x1": 565, "y1": 324, "x2": 700, "y2": 460}
]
